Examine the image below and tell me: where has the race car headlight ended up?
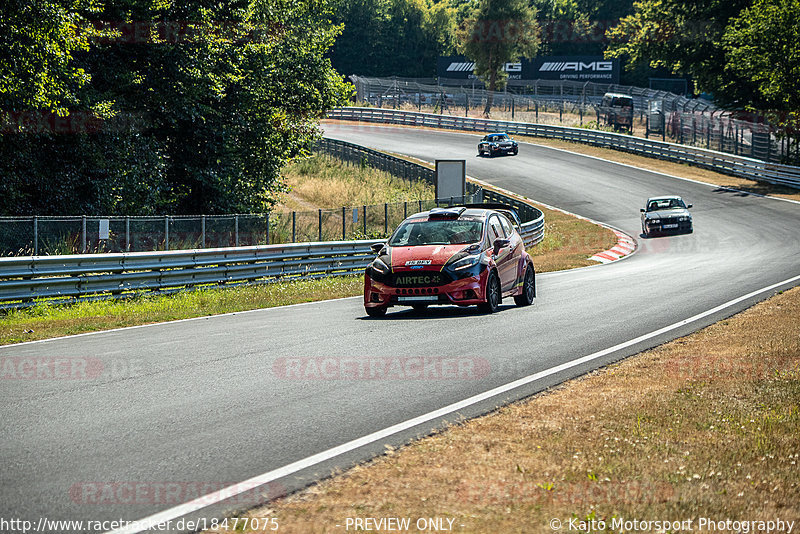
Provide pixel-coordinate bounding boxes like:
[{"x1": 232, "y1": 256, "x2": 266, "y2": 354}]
[
  {"x1": 679, "y1": 216, "x2": 688, "y2": 222},
  {"x1": 371, "y1": 258, "x2": 390, "y2": 275},
  {"x1": 450, "y1": 254, "x2": 481, "y2": 271},
  {"x1": 649, "y1": 219, "x2": 661, "y2": 224}
]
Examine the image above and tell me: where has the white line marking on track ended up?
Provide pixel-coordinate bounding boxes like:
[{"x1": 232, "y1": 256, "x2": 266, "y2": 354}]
[{"x1": 108, "y1": 272, "x2": 800, "y2": 534}]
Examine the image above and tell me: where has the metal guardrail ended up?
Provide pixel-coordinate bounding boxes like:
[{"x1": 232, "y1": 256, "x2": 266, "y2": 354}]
[
  {"x1": 0, "y1": 241, "x2": 378, "y2": 306},
  {"x1": 328, "y1": 107, "x2": 800, "y2": 189},
  {"x1": 0, "y1": 137, "x2": 544, "y2": 307},
  {"x1": 316, "y1": 138, "x2": 436, "y2": 184}
]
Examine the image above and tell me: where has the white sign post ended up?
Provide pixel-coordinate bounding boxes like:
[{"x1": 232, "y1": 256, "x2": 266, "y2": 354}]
[
  {"x1": 435, "y1": 160, "x2": 466, "y2": 204},
  {"x1": 99, "y1": 219, "x2": 110, "y2": 240}
]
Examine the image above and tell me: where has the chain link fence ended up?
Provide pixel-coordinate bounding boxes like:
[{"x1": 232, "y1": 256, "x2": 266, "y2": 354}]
[{"x1": 350, "y1": 76, "x2": 798, "y2": 165}]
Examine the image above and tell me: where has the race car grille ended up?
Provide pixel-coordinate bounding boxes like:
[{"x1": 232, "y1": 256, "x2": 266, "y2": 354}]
[{"x1": 389, "y1": 271, "x2": 452, "y2": 287}]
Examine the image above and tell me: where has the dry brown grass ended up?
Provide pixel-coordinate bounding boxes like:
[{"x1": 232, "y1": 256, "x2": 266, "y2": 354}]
[
  {"x1": 206, "y1": 286, "x2": 800, "y2": 533},
  {"x1": 527, "y1": 205, "x2": 618, "y2": 272},
  {"x1": 278, "y1": 155, "x2": 434, "y2": 212},
  {"x1": 323, "y1": 120, "x2": 800, "y2": 202}
]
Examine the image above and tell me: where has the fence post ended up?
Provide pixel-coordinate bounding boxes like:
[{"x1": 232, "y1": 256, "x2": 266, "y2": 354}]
[
  {"x1": 318, "y1": 209, "x2": 322, "y2": 241},
  {"x1": 404, "y1": 201, "x2": 407, "y2": 219},
  {"x1": 342, "y1": 207, "x2": 346, "y2": 240},
  {"x1": 266, "y1": 213, "x2": 270, "y2": 245},
  {"x1": 81, "y1": 216, "x2": 87, "y2": 253},
  {"x1": 164, "y1": 216, "x2": 169, "y2": 251},
  {"x1": 292, "y1": 211, "x2": 296, "y2": 243},
  {"x1": 201, "y1": 215, "x2": 206, "y2": 248},
  {"x1": 363, "y1": 205, "x2": 367, "y2": 235},
  {"x1": 418, "y1": 200, "x2": 422, "y2": 212},
  {"x1": 384, "y1": 203, "x2": 388, "y2": 234},
  {"x1": 235, "y1": 215, "x2": 239, "y2": 247},
  {"x1": 33, "y1": 216, "x2": 38, "y2": 256}
]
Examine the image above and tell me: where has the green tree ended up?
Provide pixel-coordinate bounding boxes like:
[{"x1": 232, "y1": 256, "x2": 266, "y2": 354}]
[
  {"x1": 328, "y1": 0, "x2": 457, "y2": 77},
  {"x1": 722, "y1": 0, "x2": 800, "y2": 111},
  {"x1": 460, "y1": 0, "x2": 539, "y2": 116},
  {"x1": 604, "y1": 0, "x2": 755, "y2": 104},
  {"x1": 0, "y1": 0, "x2": 102, "y2": 114},
  {"x1": 0, "y1": 0, "x2": 351, "y2": 216}
]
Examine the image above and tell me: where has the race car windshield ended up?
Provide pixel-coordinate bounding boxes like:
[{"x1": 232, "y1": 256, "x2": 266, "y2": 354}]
[
  {"x1": 489, "y1": 135, "x2": 508, "y2": 142},
  {"x1": 647, "y1": 199, "x2": 685, "y2": 211},
  {"x1": 388, "y1": 220, "x2": 484, "y2": 246}
]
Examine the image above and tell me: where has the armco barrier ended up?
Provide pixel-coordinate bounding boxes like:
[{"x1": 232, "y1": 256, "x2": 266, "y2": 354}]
[
  {"x1": 0, "y1": 241, "x2": 378, "y2": 307},
  {"x1": 328, "y1": 107, "x2": 800, "y2": 189},
  {"x1": 0, "y1": 138, "x2": 544, "y2": 307}
]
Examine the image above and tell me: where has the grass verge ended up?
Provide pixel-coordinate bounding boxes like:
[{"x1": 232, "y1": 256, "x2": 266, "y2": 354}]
[
  {"x1": 278, "y1": 154, "x2": 434, "y2": 212},
  {"x1": 205, "y1": 285, "x2": 800, "y2": 534},
  {"x1": 0, "y1": 277, "x2": 364, "y2": 346}
]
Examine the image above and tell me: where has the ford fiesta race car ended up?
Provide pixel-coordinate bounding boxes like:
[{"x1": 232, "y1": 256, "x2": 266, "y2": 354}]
[{"x1": 364, "y1": 206, "x2": 536, "y2": 317}]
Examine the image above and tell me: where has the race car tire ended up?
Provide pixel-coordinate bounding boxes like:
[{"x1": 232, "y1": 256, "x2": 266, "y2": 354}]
[
  {"x1": 478, "y1": 271, "x2": 501, "y2": 313},
  {"x1": 365, "y1": 306, "x2": 387, "y2": 318},
  {"x1": 514, "y1": 265, "x2": 535, "y2": 306}
]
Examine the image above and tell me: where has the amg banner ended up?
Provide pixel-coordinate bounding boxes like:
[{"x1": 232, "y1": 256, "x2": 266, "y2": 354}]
[{"x1": 437, "y1": 56, "x2": 619, "y2": 83}]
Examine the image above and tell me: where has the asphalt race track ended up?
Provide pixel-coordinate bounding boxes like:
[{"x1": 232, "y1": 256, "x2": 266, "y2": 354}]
[{"x1": 2, "y1": 124, "x2": 799, "y2": 532}]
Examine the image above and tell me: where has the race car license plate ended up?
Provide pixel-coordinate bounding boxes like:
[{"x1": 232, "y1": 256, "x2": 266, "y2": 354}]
[
  {"x1": 663, "y1": 224, "x2": 678, "y2": 229},
  {"x1": 398, "y1": 296, "x2": 437, "y2": 302}
]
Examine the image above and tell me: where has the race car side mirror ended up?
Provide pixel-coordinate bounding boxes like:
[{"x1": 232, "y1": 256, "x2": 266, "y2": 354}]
[
  {"x1": 687, "y1": 204, "x2": 693, "y2": 208},
  {"x1": 640, "y1": 208, "x2": 646, "y2": 212},
  {"x1": 370, "y1": 242, "x2": 384, "y2": 254},
  {"x1": 493, "y1": 238, "x2": 510, "y2": 255}
]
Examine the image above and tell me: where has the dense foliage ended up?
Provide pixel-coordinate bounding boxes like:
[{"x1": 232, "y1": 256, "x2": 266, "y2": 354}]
[
  {"x1": 2, "y1": 0, "x2": 798, "y2": 217},
  {"x1": 0, "y1": 0, "x2": 350, "y2": 215}
]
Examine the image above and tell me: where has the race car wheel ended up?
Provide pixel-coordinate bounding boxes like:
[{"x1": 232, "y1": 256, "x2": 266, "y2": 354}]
[
  {"x1": 512, "y1": 147, "x2": 518, "y2": 155},
  {"x1": 365, "y1": 306, "x2": 387, "y2": 318},
  {"x1": 478, "y1": 271, "x2": 501, "y2": 313},
  {"x1": 514, "y1": 265, "x2": 535, "y2": 306}
]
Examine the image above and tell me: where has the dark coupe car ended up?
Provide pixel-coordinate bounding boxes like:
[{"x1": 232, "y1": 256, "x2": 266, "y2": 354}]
[
  {"x1": 640, "y1": 195, "x2": 693, "y2": 236},
  {"x1": 478, "y1": 133, "x2": 518, "y2": 157},
  {"x1": 364, "y1": 206, "x2": 536, "y2": 317}
]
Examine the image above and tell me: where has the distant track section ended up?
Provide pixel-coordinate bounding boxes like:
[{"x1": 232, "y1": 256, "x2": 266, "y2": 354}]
[{"x1": 328, "y1": 107, "x2": 800, "y2": 189}]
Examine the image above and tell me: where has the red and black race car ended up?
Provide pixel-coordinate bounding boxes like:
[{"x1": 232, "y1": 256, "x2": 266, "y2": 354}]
[{"x1": 364, "y1": 206, "x2": 536, "y2": 317}]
